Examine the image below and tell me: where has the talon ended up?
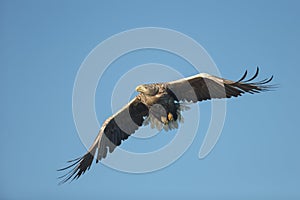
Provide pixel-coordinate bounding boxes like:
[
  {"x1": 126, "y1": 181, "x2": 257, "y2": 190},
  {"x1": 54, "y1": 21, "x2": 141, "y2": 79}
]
[
  {"x1": 168, "y1": 113, "x2": 173, "y2": 121},
  {"x1": 161, "y1": 116, "x2": 168, "y2": 124}
]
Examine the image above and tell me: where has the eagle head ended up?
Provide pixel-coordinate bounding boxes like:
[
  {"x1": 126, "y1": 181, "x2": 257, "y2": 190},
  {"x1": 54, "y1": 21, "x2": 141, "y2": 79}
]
[{"x1": 135, "y1": 84, "x2": 159, "y2": 96}]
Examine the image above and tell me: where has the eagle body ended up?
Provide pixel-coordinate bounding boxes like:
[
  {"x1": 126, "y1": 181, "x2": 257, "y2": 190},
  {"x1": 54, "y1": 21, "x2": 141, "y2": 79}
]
[
  {"x1": 137, "y1": 83, "x2": 181, "y2": 128},
  {"x1": 59, "y1": 68, "x2": 274, "y2": 183}
]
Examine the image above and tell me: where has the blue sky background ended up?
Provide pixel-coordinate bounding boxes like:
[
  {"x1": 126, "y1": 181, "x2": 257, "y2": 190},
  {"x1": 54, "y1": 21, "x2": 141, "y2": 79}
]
[{"x1": 1, "y1": 0, "x2": 300, "y2": 199}]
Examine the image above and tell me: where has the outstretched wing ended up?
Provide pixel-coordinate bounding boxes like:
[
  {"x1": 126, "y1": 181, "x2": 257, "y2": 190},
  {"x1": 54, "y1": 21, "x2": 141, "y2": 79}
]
[
  {"x1": 166, "y1": 68, "x2": 273, "y2": 102},
  {"x1": 58, "y1": 97, "x2": 148, "y2": 183}
]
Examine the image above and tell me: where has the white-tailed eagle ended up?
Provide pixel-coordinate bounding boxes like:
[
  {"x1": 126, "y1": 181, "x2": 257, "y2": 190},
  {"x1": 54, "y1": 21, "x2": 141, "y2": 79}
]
[{"x1": 58, "y1": 68, "x2": 273, "y2": 183}]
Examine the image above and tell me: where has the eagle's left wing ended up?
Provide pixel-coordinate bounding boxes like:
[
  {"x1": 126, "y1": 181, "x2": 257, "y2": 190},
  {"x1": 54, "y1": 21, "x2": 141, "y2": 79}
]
[
  {"x1": 58, "y1": 97, "x2": 148, "y2": 184},
  {"x1": 166, "y1": 68, "x2": 273, "y2": 102}
]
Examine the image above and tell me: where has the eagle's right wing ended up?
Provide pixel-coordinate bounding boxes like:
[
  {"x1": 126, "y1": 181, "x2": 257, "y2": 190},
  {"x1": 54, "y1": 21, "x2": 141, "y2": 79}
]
[{"x1": 58, "y1": 97, "x2": 148, "y2": 183}]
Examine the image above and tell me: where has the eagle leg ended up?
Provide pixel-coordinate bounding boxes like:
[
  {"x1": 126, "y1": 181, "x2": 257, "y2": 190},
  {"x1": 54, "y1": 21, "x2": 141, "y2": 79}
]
[
  {"x1": 168, "y1": 112, "x2": 174, "y2": 121},
  {"x1": 161, "y1": 116, "x2": 168, "y2": 124}
]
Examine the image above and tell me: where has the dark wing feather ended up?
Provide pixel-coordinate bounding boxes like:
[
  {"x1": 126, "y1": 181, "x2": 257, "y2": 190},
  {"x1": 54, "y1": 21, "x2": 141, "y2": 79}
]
[
  {"x1": 166, "y1": 68, "x2": 274, "y2": 102},
  {"x1": 58, "y1": 97, "x2": 148, "y2": 184}
]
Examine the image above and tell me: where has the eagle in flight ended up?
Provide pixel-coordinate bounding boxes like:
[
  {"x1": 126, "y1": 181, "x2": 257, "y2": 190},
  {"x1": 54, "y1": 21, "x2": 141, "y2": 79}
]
[{"x1": 58, "y1": 68, "x2": 273, "y2": 183}]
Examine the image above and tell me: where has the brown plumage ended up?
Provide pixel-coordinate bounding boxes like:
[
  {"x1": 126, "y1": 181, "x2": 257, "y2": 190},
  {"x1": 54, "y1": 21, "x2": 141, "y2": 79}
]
[{"x1": 58, "y1": 67, "x2": 274, "y2": 183}]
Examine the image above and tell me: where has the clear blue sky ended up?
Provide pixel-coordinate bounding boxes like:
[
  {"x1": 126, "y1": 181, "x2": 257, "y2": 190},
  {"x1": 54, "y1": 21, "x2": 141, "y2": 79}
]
[{"x1": 1, "y1": 0, "x2": 299, "y2": 199}]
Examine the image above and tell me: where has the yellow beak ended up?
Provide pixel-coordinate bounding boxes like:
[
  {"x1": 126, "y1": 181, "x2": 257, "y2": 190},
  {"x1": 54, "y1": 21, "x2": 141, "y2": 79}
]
[{"x1": 135, "y1": 85, "x2": 143, "y2": 92}]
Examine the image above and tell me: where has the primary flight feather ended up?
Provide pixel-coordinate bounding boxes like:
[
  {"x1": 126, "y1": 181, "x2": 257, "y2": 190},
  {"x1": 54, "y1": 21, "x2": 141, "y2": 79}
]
[{"x1": 58, "y1": 67, "x2": 273, "y2": 183}]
